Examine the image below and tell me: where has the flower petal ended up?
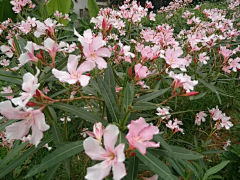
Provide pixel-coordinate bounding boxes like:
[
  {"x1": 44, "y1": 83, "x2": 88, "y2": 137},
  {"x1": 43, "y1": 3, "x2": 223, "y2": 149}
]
[
  {"x1": 103, "y1": 124, "x2": 119, "y2": 152},
  {"x1": 52, "y1": 69, "x2": 76, "y2": 84},
  {"x1": 0, "y1": 101, "x2": 26, "y2": 119},
  {"x1": 32, "y1": 110, "x2": 49, "y2": 131},
  {"x1": 30, "y1": 124, "x2": 43, "y2": 146},
  {"x1": 79, "y1": 75, "x2": 91, "y2": 87},
  {"x1": 96, "y1": 48, "x2": 111, "y2": 57},
  {"x1": 67, "y1": 55, "x2": 79, "y2": 74},
  {"x1": 83, "y1": 137, "x2": 108, "y2": 161},
  {"x1": 85, "y1": 160, "x2": 112, "y2": 180},
  {"x1": 114, "y1": 143, "x2": 125, "y2": 162},
  {"x1": 112, "y1": 162, "x2": 127, "y2": 180},
  {"x1": 95, "y1": 57, "x2": 107, "y2": 70},
  {"x1": 77, "y1": 61, "x2": 95, "y2": 74},
  {"x1": 5, "y1": 120, "x2": 30, "y2": 140},
  {"x1": 127, "y1": 117, "x2": 147, "y2": 137},
  {"x1": 139, "y1": 125, "x2": 159, "y2": 141}
]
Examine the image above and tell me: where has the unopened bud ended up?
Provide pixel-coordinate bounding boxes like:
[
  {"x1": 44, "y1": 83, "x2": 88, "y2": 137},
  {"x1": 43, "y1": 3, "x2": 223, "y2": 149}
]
[{"x1": 179, "y1": 91, "x2": 199, "y2": 97}]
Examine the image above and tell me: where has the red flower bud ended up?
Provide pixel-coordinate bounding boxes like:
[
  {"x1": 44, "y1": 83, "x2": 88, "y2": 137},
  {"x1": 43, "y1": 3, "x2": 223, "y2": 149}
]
[
  {"x1": 87, "y1": 72, "x2": 91, "y2": 76},
  {"x1": 26, "y1": 102, "x2": 39, "y2": 107},
  {"x1": 179, "y1": 91, "x2": 199, "y2": 97},
  {"x1": 130, "y1": 152, "x2": 136, "y2": 157}
]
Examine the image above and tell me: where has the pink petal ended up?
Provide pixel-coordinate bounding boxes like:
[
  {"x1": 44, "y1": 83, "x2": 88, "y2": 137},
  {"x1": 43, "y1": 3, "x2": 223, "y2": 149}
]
[
  {"x1": 114, "y1": 143, "x2": 125, "y2": 162},
  {"x1": 133, "y1": 140, "x2": 147, "y2": 154},
  {"x1": 0, "y1": 101, "x2": 26, "y2": 119},
  {"x1": 95, "y1": 57, "x2": 107, "y2": 70},
  {"x1": 83, "y1": 45, "x2": 91, "y2": 57},
  {"x1": 5, "y1": 120, "x2": 31, "y2": 140},
  {"x1": 83, "y1": 137, "x2": 108, "y2": 161},
  {"x1": 172, "y1": 49, "x2": 183, "y2": 59},
  {"x1": 85, "y1": 160, "x2": 112, "y2": 180},
  {"x1": 18, "y1": 53, "x2": 32, "y2": 65},
  {"x1": 79, "y1": 75, "x2": 91, "y2": 87},
  {"x1": 52, "y1": 69, "x2": 75, "y2": 84},
  {"x1": 112, "y1": 162, "x2": 127, "y2": 180},
  {"x1": 67, "y1": 55, "x2": 79, "y2": 74},
  {"x1": 77, "y1": 61, "x2": 95, "y2": 74},
  {"x1": 30, "y1": 124, "x2": 43, "y2": 146},
  {"x1": 96, "y1": 48, "x2": 111, "y2": 57},
  {"x1": 127, "y1": 117, "x2": 147, "y2": 137},
  {"x1": 103, "y1": 124, "x2": 119, "y2": 152},
  {"x1": 32, "y1": 110, "x2": 49, "y2": 131},
  {"x1": 91, "y1": 35, "x2": 105, "y2": 51},
  {"x1": 44, "y1": 38, "x2": 55, "y2": 51},
  {"x1": 145, "y1": 141, "x2": 160, "y2": 149},
  {"x1": 139, "y1": 125, "x2": 159, "y2": 141},
  {"x1": 22, "y1": 72, "x2": 39, "y2": 92}
]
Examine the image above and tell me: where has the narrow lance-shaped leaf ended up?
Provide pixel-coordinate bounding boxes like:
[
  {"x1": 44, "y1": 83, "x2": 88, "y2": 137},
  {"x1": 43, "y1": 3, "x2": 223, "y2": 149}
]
[
  {"x1": 126, "y1": 156, "x2": 139, "y2": 180},
  {"x1": 203, "y1": 161, "x2": 229, "y2": 180},
  {"x1": 136, "y1": 151, "x2": 179, "y2": 180},
  {"x1": 0, "y1": 138, "x2": 52, "y2": 178},
  {"x1": 25, "y1": 141, "x2": 84, "y2": 178},
  {"x1": 97, "y1": 75, "x2": 119, "y2": 123},
  {"x1": 51, "y1": 103, "x2": 107, "y2": 125}
]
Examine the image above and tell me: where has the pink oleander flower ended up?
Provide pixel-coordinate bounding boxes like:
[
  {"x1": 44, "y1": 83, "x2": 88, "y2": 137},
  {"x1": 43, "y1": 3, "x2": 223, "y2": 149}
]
[
  {"x1": 149, "y1": 11, "x2": 156, "y2": 21},
  {"x1": 134, "y1": 63, "x2": 149, "y2": 80},
  {"x1": 219, "y1": 46, "x2": 232, "y2": 59},
  {"x1": 34, "y1": 21, "x2": 48, "y2": 38},
  {"x1": 126, "y1": 117, "x2": 160, "y2": 155},
  {"x1": 165, "y1": 48, "x2": 189, "y2": 70},
  {"x1": 156, "y1": 107, "x2": 171, "y2": 120},
  {"x1": 166, "y1": 119, "x2": 184, "y2": 134},
  {"x1": 18, "y1": 41, "x2": 40, "y2": 65},
  {"x1": 86, "y1": 122, "x2": 104, "y2": 144},
  {"x1": 229, "y1": 57, "x2": 240, "y2": 72},
  {"x1": 223, "y1": 139, "x2": 231, "y2": 151},
  {"x1": 0, "y1": 101, "x2": 49, "y2": 146},
  {"x1": 195, "y1": 111, "x2": 207, "y2": 125},
  {"x1": 169, "y1": 71, "x2": 198, "y2": 93},
  {"x1": 1, "y1": 86, "x2": 14, "y2": 99},
  {"x1": 54, "y1": 10, "x2": 63, "y2": 18},
  {"x1": 220, "y1": 114, "x2": 233, "y2": 130},
  {"x1": 198, "y1": 52, "x2": 210, "y2": 64},
  {"x1": 43, "y1": 38, "x2": 65, "y2": 61},
  {"x1": 74, "y1": 29, "x2": 111, "y2": 69},
  {"x1": 64, "y1": 14, "x2": 71, "y2": 21},
  {"x1": 0, "y1": 58, "x2": 10, "y2": 66},
  {"x1": 84, "y1": 124, "x2": 126, "y2": 180},
  {"x1": 222, "y1": 66, "x2": 231, "y2": 73},
  {"x1": 0, "y1": 38, "x2": 15, "y2": 58},
  {"x1": 43, "y1": 86, "x2": 50, "y2": 94},
  {"x1": 115, "y1": 87, "x2": 123, "y2": 92},
  {"x1": 52, "y1": 55, "x2": 94, "y2": 86},
  {"x1": 209, "y1": 106, "x2": 222, "y2": 121}
]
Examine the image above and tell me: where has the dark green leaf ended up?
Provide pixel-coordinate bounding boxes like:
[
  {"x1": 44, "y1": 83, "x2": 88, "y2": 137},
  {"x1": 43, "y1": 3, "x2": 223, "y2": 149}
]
[
  {"x1": 0, "y1": 0, "x2": 17, "y2": 22},
  {"x1": 47, "y1": 0, "x2": 71, "y2": 16},
  {"x1": 41, "y1": 163, "x2": 61, "y2": 180},
  {"x1": 136, "y1": 151, "x2": 179, "y2": 180},
  {"x1": 51, "y1": 103, "x2": 107, "y2": 125},
  {"x1": 0, "y1": 69, "x2": 22, "y2": 85},
  {"x1": 165, "y1": 157, "x2": 183, "y2": 177},
  {"x1": 25, "y1": 141, "x2": 84, "y2": 178},
  {"x1": 126, "y1": 156, "x2": 139, "y2": 180},
  {"x1": 203, "y1": 161, "x2": 229, "y2": 180}
]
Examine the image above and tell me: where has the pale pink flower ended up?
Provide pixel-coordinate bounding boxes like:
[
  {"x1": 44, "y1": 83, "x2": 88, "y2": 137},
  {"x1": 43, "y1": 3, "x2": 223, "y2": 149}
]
[
  {"x1": 80, "y1": 128, "x2": 89, "y2": 138},
  {"x1": 134, "y1": 63, "x2": 149, "y2": 79},
  {"x1": 166, "y1": 119, "x2": 184, "y2": 134},
  {"x1": 222, "y1": 66, "x2": 231, "y2": 73},
  {"x1": 1, "y1": 86, "x2": 14, "y2": 99},
  {"x1": 198, "y1": 52, "x2": 210, "y2": 64},
  {"x1": 0, "y1": 101, "x2": 49, "y2": 146},
  {"x1": 115, "y1": 87, "x2": 123, "y2": 92},
  {"x1": 43, "y1": 143, "x2": 52, "y2": 151},
  {"x1": 149, "y1": 12, "x2": 156, "y2": 21},
  {"x1": 84, "y1": 124, "x2": 126, "y2": 180},
  {"x1": 60, "y1": 116, "x2": 71, "y2": 123},
  {"x1": 86, "y1": 122, "x2": 104, "y2": 144},
  {"x1": 52, "y1": 55, "x2": 94, "y2": 86},
  {"x1": 64, "y1": 14, "x2": 71, "y2": 21},
  {"x1": 169, "y1": 71, "x2": 198, "y2": 93},
  {"x1": 74, "y1": 29, "x2": 93, "y2": 46},
  {"x1": 18, "y1": 41, "x2": 40, "y2": 65},
  {"x1": 220, "y1": 114, "x2": 233, "y2": 130},
  {"x1": 54, "y1": 11, "x2": 63, "y2": 18},
  {"x1": 70, "y1": 91, "x2": 76, "y2": 98},
  {"x1": 34, "y1": 21, "x2": 48, "y2": 38},
  {"x1": 0, "y1": 38, "x2": 15, "y2": 58},
  {"x1": 195, "y1": 111, "x2": 207, "y2": 125},
  {"x1": 11, "y1": 69, "x2": 40, "y2": 107},
  {"x1": 165, "y1": 48, "x2": 189, "y2": 69},
  {"x1": 43, "y1": 38, "x2": 65, "y2": 61},
  {"x1": 223, "y1": 139, "x2": 231, "y2": 150},
  {"x1": 43, "y1": 86, "x2": 50, "y2": 94},
  {"x1": 126, "y1": 117, "x2": 160, "y2": 155},
  {"x1": 209, "y1": 106, "x2": 222, "y2": 121},
  {"x1": 156, "y1": 107, "x2": 171, "y2": 120},
  {"x1": 229, "y1": 58, "x2": 240, "y2": 72},
  {"x1": 219, "y1": 46, "x2": 232, "y2": 59},
  {"x1": 0, "y1": 58, "x2": 10, "y2": 66}
]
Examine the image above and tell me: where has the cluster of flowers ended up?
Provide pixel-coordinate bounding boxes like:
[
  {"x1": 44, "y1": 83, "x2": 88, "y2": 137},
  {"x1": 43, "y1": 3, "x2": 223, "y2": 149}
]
[
  {"x1": 83, "y1": 117, "x2": 159, "y2": 180},
  {"x1": 195, "y1": 106, "x2": 233, "y2": 130},
  {"x1": 10, "y1": 0, "x2": 35, "y2": 13}
]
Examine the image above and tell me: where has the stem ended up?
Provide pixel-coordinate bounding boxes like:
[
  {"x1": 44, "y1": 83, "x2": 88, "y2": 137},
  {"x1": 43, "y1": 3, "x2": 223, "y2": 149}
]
[{"x1": 156, "y1": 94, "x2": 177, "y2": 106}]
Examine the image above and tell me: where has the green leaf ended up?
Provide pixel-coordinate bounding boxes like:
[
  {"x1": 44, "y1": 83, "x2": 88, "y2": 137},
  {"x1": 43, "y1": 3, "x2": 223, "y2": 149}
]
[
  {"x1": 88, "y1": 0, "x2": 99, "y2": 18},
  {"x1": 97, "y1": 76, "x2": 119, "y2": 123},
  {"x1": 47, "y1": 0, "x2": 71, "y2": 16},
  {"x1": 136, "y1": 151, "x2": 179, "y2": 180},
  {"x1": 0, "y1": 0, "x2": 17, "y2": 22},
  {"x1": 165, "y1": 157, "x2": 183, "y2": 177},
  {"x1": 134, "y1": 87, "x2": 170, "y2": 103},
  {"x1": 0, "y1": 138, "x2": 52, "y2": 178},
  {"x1": 203, "y1": 161, "x2": 229, "y2": 180},
  {"x1": 0, "y1": 141, "x2": 28, "y2": 169},
  {"x1": 125, "y1": 156, "x2": 139, "y2": 180},
  {"x1": 121, "y1": 81, "x2": 135, "y2": 116},
  {"x1": 104, "y1": 64, "x2": 117, "y2": 102},
  {"x1": 150, "y1": 145, "x2": 203, "y2": 160},
  {"x1": 0, "y1": 69, "x2": 22, "y2": 85},
  {"x1": 153, "y1": 134, "x2": 172, "y2": 153},
  {"x1": 178, "y1": 159, "x2": 200, "y2": 179},
  {"x1": 132, "y1": 102, "x2": 157, "y2": 111},
  {"x1": 18, "y1": 37, "x2": 27, "y2": 53},
  {"x1": 41, "y1": 163, "x2": 61, "y2": 180},
  {"x1": 50, "y1": 103, "x2": 107, "y2": 125},
  {"x1": 198, "y1": 78, "x2": 221, "y2": 104},
  {"x1": 13, "y1": 35, "x2": 22, "y2": 56},
  {"x1": 25, "y1": 141, "x2": 84, "y2": 178}
]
